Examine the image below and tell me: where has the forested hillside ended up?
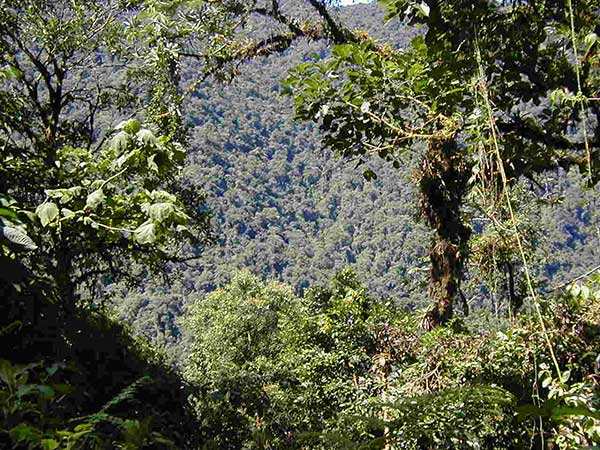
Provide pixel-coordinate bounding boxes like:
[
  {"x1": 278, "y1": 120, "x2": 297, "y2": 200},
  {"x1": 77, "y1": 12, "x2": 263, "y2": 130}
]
[
  {"x1": 183, "y1": 4, "x2": 424, "y2": 296},
  {"x1": 1, "y1": 1, "x2": 599, "y2": 449},
  {"x1": 111, "y1": 1, "x2": 598, "y2": 346}
]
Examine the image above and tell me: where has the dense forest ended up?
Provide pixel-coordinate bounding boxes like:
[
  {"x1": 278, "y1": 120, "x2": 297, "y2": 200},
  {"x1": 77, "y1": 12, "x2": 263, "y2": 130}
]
[{"x1": 1, "y1": 0, "x2": 599, "y2": 449}]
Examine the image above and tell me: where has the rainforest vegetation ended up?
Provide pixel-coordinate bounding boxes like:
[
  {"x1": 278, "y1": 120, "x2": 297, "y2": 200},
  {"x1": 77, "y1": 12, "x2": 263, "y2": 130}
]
[{"x1": 1, "y1": 0, "x2": 599, "y2": 449}]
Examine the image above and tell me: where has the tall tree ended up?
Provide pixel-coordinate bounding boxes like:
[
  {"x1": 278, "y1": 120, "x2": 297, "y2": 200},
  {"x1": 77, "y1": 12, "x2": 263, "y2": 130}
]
[
  {"x1": 285, "y1": 0, "x2": 599, "y2": 326},
  {"x1": 0, "y1": 1, "x2": 269, "y2": 447},
  {"x1": 0, "y1": 0, "x2": 239, "y2": 304},
  {"x1": 0, "y1": 0, "x2": 360, "y2": 303}
]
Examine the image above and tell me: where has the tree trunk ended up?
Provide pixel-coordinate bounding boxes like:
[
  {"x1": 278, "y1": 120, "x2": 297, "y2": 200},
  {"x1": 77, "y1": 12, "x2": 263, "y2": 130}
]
[
  {"x1": 418, "y1": 137, "x2": 471, "y2": 329},
  {"x1": 505, "y1": 261, "x2": 523, "y2": 316}
]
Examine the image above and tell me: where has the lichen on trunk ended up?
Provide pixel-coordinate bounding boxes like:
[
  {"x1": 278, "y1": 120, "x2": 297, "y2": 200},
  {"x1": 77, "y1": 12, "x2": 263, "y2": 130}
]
[{"x1": 418, "y1": 137, "x2": 471, "y2": 329}]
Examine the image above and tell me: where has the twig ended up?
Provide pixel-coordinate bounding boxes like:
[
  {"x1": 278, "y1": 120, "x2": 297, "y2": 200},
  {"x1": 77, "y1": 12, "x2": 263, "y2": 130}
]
[{"x1": 548, "y1": 264, "x2": 600, "y2": 292}]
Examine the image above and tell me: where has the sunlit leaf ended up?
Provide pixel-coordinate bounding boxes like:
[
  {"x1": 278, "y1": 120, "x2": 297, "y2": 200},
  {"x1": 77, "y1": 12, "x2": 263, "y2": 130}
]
[
  {"x1": 147, "y1": 154, "x2": 159, "y2": 173},
  {"x1": 134, "y1": 221, "x2": 156, "y2": 244},
  {"x1": 148, "y1": 202, "x2": 174, "y2": 222},
  {"x1": 111, "y1": 131, "x2": 131, "y2": 153},
  {"x1": 86, "y1": 189, "x2": 105, "y2": 209},
  {"x1": 36, "y1": 202, "x2": 59, "y2": 227},
  {"x1": 40, "y1": 439, "x2": 59, "y2": 450},
  {"x1": 116, "y1": 118, "x2": 141, "y2": 133},
  {"x1": 137, "y1": 128, "x2": 157, "y2": 146},
  {"x1": 2, "y1": 226, "x2": 37, "y2": 250},
  {"x1": 61, "y1": 208, "x2": 75, "y2": 219},
  {"x1": 415, "y1": 1, "x2": 430, "y2": 17},
  {"x1": 0, "y1": 207, "x2": 19, "y2": 221}
]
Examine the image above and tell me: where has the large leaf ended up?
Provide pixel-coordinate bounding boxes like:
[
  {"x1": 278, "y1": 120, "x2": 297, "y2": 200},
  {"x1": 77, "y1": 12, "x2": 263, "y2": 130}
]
[
  {"x1": 147, "y1": 154, "x2": 159, "y2": 173},
  {"x1": 134, "y1": 221, "x2": 156, "y2": 244},
  {"x1": 2, "y1": 226, "x2": 38, "y2": 250},
  {"x1": 61, "y1": 208, "x2": 75, "y2": 219},
  {"x1": 147, "y1": 203, "x2": 174, "y2": 223},
  {"x1": 17, "y1": 384, "x2": 55, "y2": 399},
  {"x1": 137, "y1": 128, "x2": 157, "y2": 146},
  {"x1": 414, "y1": 1, "x2": 430, "y2": 17},
  {"x1": 551, "y1": 406, "x2": 600, "y2": 420},
  {"x1": 116, "y1": 118, "x2": 141, "y2": 134},
  {"x1": 86, "y1": 189, "x2": 105, "y2": 209},
  {"x1": 36, "y1": 202, "x2": 59, "y2": 227},
  {"x1": 0, "y1": 194, "x2": 17, "y2": 207},
  {"x1": 0, "y1": 359, "x2": 15, "y2": 386},
  {"x1": 0, "y1": 207, "x2": 19, "y2": 221},
  {"x1": 150, "y1": 190, "x2": 177, "y2": 203},
  {"x1": 9, "y1": 423, "x2": 42, "y2": 443},
  {"x1": 110, "y1": 131, "x2": 131, "y2": 153},
  {"x1": 40, "y1": 439, "x2": 59, "y2": 450},
  {"x1": 516, "y1": 404, "x2": 548, "y2": 420},
  {"x1": 44, "y1": 187, "x2": 82, "y2": 204}
]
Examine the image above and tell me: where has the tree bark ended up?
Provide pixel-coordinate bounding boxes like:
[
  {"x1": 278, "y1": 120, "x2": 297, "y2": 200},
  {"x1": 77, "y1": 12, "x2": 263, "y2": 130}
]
[{"x1": 418, "y1": 137, "x2": 471, "y2": 329}]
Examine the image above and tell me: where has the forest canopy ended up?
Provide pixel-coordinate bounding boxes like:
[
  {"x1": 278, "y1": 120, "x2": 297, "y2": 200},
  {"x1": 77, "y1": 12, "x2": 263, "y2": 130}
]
[{"x1": 1, "y1": 0, "x2": 599, "y2": 449}]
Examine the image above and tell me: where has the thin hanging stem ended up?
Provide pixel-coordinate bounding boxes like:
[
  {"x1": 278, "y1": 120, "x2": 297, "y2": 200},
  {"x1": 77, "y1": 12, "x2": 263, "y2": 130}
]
[
  {"x1": 566, "y1": 0, "x2": 593, "y2": 181},
  {"x1": 473, "y1": 41, "x2": 562, "y2": 379}
]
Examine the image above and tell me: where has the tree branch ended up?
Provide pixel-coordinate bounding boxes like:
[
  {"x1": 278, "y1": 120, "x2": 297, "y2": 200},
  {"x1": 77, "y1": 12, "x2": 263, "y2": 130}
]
[{"x1": 306, "y1": 0, "x2": 356, "y2": 44}]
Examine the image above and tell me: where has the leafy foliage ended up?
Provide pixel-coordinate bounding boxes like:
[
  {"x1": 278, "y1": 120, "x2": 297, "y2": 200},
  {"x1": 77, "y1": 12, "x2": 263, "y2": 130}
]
[
  {"x1": 183, "y1": 270, "x2": 397, "y2": 449},
  {"x1": 110, "y1": 2, "x2": 599, "y2": 346},
  {"x1": 0, "y1": 360, "x2": 178, "y2": 449},
  {"x1": 0, "y1": 1, "x2": 250, "y2": 448},
  {"x1": 38, "y1": 119, "x2": 191, "y2": 247},
  {"x1": 1, "y1": 1, "x2": 599, "y2": 449},
  {"x1": 183, "y1": 267, "x2": 600, "y2": 449},
  {"x1": 285, "y1": 0, "x2": 600, "y2": 324}
]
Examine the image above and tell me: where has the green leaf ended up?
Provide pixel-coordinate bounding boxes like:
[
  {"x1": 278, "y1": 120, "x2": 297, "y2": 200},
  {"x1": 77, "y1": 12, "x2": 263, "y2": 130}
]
[
  {"x1": 551, "y1": 406, "x2": 600, "y2": 420},
  {"x1": 116, "y1": 118, "x2": 141, "y2": 134},
  {"x1": 0, "y1": 359, "x2": 16, "y2": 386},
  {"x1": 0, "y1": 194, "x2": 17, "y2": 207},
  {"x1": 415, "y1": 1, "x2": 430, "y2": 17},
  {"x1": 332, "y1": 44, "x2": 353, "y2": 59},
  {"x1": 9, "y1": 423, "x2": 42, "y2": 443},
  {"x1": 1, "y1": 65, "x2": 22, "y2": 80},
  {"x1": 114, "y1": 149, "x2": 137, "y2": 169},
  {"x1": 61, "y1": 208, "x2": 75, "y2": 219},
  {"x1": 45, "y1": 188, "x2": 74, "y2": 204},
  {"x1": 36, "y1": 202, "x2": 59, "y2": 227},
  {"x1": 147, "y1": 154, "x2": 159, "y2": 173},
  {"x1": 150, "y1": 190, "x2": 177, "y2": 203},
  {"x1": 111, "y1": 131, "x2": 131, "y2": 153},
  {"x1": 584, "y1": 32, "x2": 598, "y2": 49},
  {"x1": 516, "y1": 404, "x2": 547, "y2": 419},
  {"x1": 0, "y1": 207, "x2": 19, "y2": 221},
  {"x1": 41, "y1": 439, "x2": 59, "y2": 450},
  {"x1": 541, "y1": 376, "x2": 552, "y2": 389},
  {"x1": 137, "y1": 129, "x2": 157, "y2": 146},
  {"x1": 86, "y1": 189, "x2": 105, "y2": 209},
  {"x1": 17, "y1": 384, "x2": 55, "y2": 398},
  {"x1": 7, "y1": 66, "x2": 22, "y2": 79},
  {"x1": 567, "y1": 283, "x2": 581, "y2": 298},
  {"x1": 2, "y1": 226, "x2": 37, "y2": 250},
  {"x1": 38, "y1": 384, "x2": 55, "y2": 397},
  {"x1": 134, "y1": 221, "x2": 156, "y2": 244},
  {"x1": 147, "y1": 203, "x2": 174, "y2": 223}
]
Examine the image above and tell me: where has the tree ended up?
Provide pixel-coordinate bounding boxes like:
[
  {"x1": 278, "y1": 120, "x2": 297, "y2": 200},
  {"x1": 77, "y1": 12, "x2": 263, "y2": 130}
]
[
  {"x1": 0, "y1": 1, "x2": 281, "y2": 447},
  {"x1": 0, "y1": 0, "x2": 360, "y2": 305},
  {"x1": 182, "y1": 269, "x2": 397, "y2": 449},
  {"x1": 183, "y1": 272, "x2": 300, "y2": 448},
  {"x1": 0, "y1": 0, "x2": 284, "y2": 308},
  {"x1": 285, "y1": 0, "x2": 599, "y2": 326}
]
